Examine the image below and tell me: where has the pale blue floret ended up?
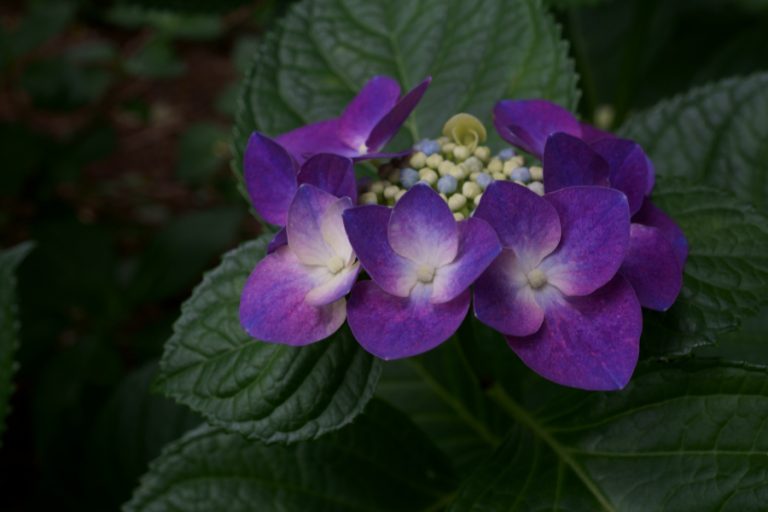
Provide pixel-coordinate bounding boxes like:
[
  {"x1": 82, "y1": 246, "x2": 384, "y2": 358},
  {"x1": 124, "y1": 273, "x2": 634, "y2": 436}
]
[
  {"x1": 475, "y1": 172, "x2": 493, "y2": 190},
  {"x1": 400, "y1": 167, "x2": 420, "y2": 189},
  {"x1": 499, "y1": 148, "x2": 516, "y2": 160},
  {"x1": 437, "y1": 175, "x2": 458, "y2": 194},
  {"x1": 415, "y1": 139, "x2": 441, "y2": 156},
  {"x1": 510, "y1": 166, "x2": 531, "y2": 182}
]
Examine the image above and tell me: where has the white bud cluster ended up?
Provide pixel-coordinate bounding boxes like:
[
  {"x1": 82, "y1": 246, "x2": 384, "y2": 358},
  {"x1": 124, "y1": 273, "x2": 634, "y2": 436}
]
[{"x1": 359, "y1": 114, "x2": 545, "y2": 214}]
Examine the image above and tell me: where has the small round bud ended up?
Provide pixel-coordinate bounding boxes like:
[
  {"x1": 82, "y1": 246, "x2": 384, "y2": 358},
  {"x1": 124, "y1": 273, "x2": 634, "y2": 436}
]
[
  {"x1": 453, "y1": 145, "x2": 470, "y2": 161},
  {"x1": 448, "y1": 193, "x2": 467, "y2": 211},
  {"x1": 453, "y1": 212, "x2": 465, "y2": 221},
  {"x1": 394, "y1": 189, "x2": 407, "y2": 202},
  {"x1": 438, "y1": 160, "x2": 455, "y2": 176},
  {"x1": 475, "y1": 172, "x2": 493, "y2": 190},
  {"x1": 437, "y1": 175, "x2": 458, "y2": 194},
  {"x1": 415, "y1": 139, "x2": 441, "y2": 156},
  {"x1": 370, "y1": 181, "x2": 386, "y2": 194},
  {"x1": 443, "y1": 113, "x2": 487, "y2": 151},
  {"x1": 442, "y1": 142, "x2": 456, "y2": 155},
  {"x1": 529, "y1": 166, "x2": 544, "y2": 181},
  {"x1": 463, "y1": 156, "x2": 483, "y2": 174},
  {"x1": 503, "y1": 160, "x2": 517, "y2": 175},
  {"x1": 409, "y1": 152, "x2": 427, "y2": 169},
  {"x1": 528, "y1": 182, "x2": 545, "y2": 196},
  {"x1": 439, "y1": 192, "x2": 448, "y2": 201},
  {"x1": 474, "y1": 193, "x2": 483, "y2": 206},
  {"x1": 510, "y1": 167, "x2": 531, "y2": 182},
  {"x1": 474, "y1": 146, "x2": 491, "y2": 162},
  {"x1": 384, "y1": 185, "x2": 400, "y2": 200},
  {"x1": 462, "y1": 181, "x2": 481, "y2": 199},
  {"x1": 492, "y1": 172, "x2": 505, "y2": 181},
  {"x1": 400, "y1": 167, "x2": 420, "y2": 189},
  {"x1": 487, "y1": 158, "x2": 503, "y2": 174},
  {"x1": 426, "y1": 153, "x2": 443, "y2": 169},
  {"x1": 360, "y1": 192, "x2": 378, "y2": 205},
  {"x1": 419, "y1": 168, "x2": 438, "y2": 185},
  {"x1": 449, "y1": 166, "x2": 466, "y2": 180},
  {"x1": 498, "y1": 148, "x2": 516, "y2": 160},
  {"x1": 510, "y1": 156, "x2": 525, "y2": 168},
  {"x1": 437, "y1": 136, "x2": 450, "y2": 145}
]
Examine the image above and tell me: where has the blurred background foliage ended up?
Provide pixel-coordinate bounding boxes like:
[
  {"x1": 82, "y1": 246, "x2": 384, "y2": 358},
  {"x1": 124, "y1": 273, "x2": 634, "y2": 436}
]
[{"x1": 1, "y1": 0, "x2": 768, "y2": 510}]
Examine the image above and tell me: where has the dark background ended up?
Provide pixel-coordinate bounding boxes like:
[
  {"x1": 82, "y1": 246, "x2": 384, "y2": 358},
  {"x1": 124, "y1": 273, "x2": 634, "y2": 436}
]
[{"x1": 1, "y1": 0, "x2": 767, "y2": 510}]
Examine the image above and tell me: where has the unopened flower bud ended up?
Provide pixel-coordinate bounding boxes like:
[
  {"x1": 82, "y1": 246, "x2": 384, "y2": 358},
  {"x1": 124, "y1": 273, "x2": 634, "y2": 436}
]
[
  {"x1": 438, "y1": 160, "x2": 455, "y2": 176},
  {"x1": 437, "y1": 175, "x2": 458, "y2": 194},
  {"x1": 370, "y1": 181, "x2": 386, "y2": 194},
  {"x1": 448, "y1": 193, "x2": 467, "y2": 211},
  {"x1": 400, "y1": 167, "x2": 420, "y2": 189},
  {"x1": 510, "y1": 167, "x2": 531, "y2": 182},
  {"x1": 453, "y1": 212, "x2": 465, "y2": 221},
  {"x1": 528, "y1": 182, "x2": 545, "y2": 196},
  {"x1": 453, "y1": 145, "x2": 470, "y2": 161},
  {"x1": 492, "y1": 171, "x2": 505, "y2": 181},
  {"x1": 487, "y1": 158, "x2": 503, "y2": 174},
  {"x1": 443, "y1": 113, "x2": 487, "y2": 151},
  {"x1": 384, "y1": 185, "x2": 400, "y2": 200},
  {"x1": 419, "y1": 168, "x2": 438, "y2": 185},
  {"x1": 499, "y1": 148, "x2": 516, "y2": 160},
  {"x1": 462, "y1": 181, "x2": 481, "y2": 199},
  {"x1": 474, "y1": 193, "x2": 483, "y2": 206},
  {"x1": 395, "y1": 189, "x2": 407, "y2": 202},
  {"x1": 449, "y1": 166, "x2": 466, "y2": 180},
  {"x1": 360, "y1": 192, "x2": 378, "y2": 205},
  {"x1": 474, "y1": 146, "x2": 491, "y2": 162},
  {"x1": 475, "y1": 172, "x2": 493, "y2": 190},
  {"x1": 409, "y1": 151, "x2": 427, "y2": 169},
  {"x1": 530, "y1": 166, "x2": 544, "y2": 181},
  {"x1": 415, "y1": 139, "x2": 441, "y2": 156},
  {"x1": 442, "y1": 142, "x2": 456, "y2": 155},
  {"x1": 426, "y1": 153, "x2": 443, "y2": 169},
  {"x1": 463, "y1": 156, "x2": 483, "y2": 174},
  {"x1": 503, "y1": 160, "x2": 517, "y2": 175}
]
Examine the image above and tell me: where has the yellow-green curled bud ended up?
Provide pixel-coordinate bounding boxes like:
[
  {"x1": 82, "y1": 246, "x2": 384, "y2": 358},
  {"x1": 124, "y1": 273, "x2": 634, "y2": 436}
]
[{"x1": 442, "y1": 113, "x2": 487, "y2": 152}]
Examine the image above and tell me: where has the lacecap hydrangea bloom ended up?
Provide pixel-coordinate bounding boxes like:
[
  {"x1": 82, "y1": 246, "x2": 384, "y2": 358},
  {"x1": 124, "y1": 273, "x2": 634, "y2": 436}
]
[{"x1": 239, "y1": 75, "x2": 687, "y2": 391}]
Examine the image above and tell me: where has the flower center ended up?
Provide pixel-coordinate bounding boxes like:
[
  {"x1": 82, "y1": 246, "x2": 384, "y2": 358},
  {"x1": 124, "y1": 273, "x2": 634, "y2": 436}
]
[
  {"x1": 358, "y1": 113, "x2": 545, "y2": 216},
  {"x1": 327, "y1": 256, "x2": 345, "y2": 274},
  {"x1": 416, "y1": 264, "x2": 436, "y2": 283},
  {"x1": 526, "y1": 268, "x2": 548, "y2": 289}
]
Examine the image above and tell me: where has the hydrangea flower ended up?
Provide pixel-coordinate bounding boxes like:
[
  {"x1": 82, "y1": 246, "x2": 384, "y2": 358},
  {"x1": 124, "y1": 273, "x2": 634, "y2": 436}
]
[
  {"x1": 276, "y1": 76, "x2": 431, "y2": 164},
  {"x1": 244, "y1": 133, "x2": 357, "y2": 226},
  {"x1": 239, "y1": 184, "x2": 360, "y2": 345},
  {"x1": 473, "y1": 181, "x2": 641, "y2": 390},
  {"x1": 342, "y1": 184, "x2": 501, "y2": 359},
  {"x1": 494, "y1": 99, "x2": 687, "y2": 311}
]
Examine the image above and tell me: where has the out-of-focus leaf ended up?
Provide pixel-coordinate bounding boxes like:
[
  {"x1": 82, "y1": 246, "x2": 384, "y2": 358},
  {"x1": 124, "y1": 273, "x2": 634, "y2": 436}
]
[
  {"x1": 123, "y1": 36, "x2": 184, "y2": 78},
  {"x1": 175, "y1": 123, "x2": 229, "y2": 185},
  {"x1": 0, "y1": 242, "x2": 34, "y2": 445},
  {"x1": 125, "y1": 400, "x2": 456, "y2": 512},
  {"x1": 106, "y1": 5, "x2": 222, "y2": 40}
]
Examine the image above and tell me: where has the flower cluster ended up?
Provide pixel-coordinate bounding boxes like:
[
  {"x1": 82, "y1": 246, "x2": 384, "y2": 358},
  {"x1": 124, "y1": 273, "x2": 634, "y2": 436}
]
[{"x1": 239, "y1": 75, "x2": 687, "y2": 391}]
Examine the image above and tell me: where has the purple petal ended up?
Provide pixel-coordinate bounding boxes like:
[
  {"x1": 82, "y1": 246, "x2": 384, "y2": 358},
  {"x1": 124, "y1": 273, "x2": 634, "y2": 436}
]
[
  {"x1": 244, "y1": 132, "x2": 299, "y2": 226},
  {"x1": 507, "y1": 275, "x2": 641, "y2": 391},
  {"x1": 388, "y1": 184, "x2": 458, "y2": 267},
  {"x1": 287, "y1": 185, "x2": 342, "y2": 266},
  {"x1": 474, "y1": 181, "x2": 561, "y2": 266},
  {"x1": 343, "y1": 205, "x2": 417, "y2": 297},
  {"x1": 297, "y1": 153, "x2": 357, "y2": 203},
  {"x1": 633, "y1": 198, "x2": 688, "y2": 266},
  {"x1": 493, "y1": 99, "x2": 581, "y2": 158},
  {"x1": 620, "y1": 224, "x2": 683, "y2": 311},
  {"x1": 338, "y1": 76, "x2": 401, "y2": 151},
  {"x1": 347, "y1": 280, "x2": 469, "y2": 359},
  {"x1": 579, "y1": 122, "x2": 614, "y2": 144},
  {"x1": 267, "y1": 228, "x2": 287, "y2": 254},
  {"x1": 431, "y1": 217, "x2": 501, "y2": 303},
  {"x1": 365, "y1": 77, "x2": 432, "y2": 152},
  {"x1": 305, "y1": 262, "x2": 360, "y2": 306},
  {"x1": 541, "y1": 187, "x2": 630, "y2": 296},
  {"x1": 473, "y1": 248, "x2": 546, "y2": 337},
  {"x1": 591, "y1": 138, "x2": 649, "y2": 215},
  {"x1": 276, "y1": 119, "x2": 354, "y2": 164},
  {"x1": 542, "y1": 133, "x2": 610, "y2": 193},
  {"x1": 239, "y1": 247, "x2": 346, "y2": 345}
]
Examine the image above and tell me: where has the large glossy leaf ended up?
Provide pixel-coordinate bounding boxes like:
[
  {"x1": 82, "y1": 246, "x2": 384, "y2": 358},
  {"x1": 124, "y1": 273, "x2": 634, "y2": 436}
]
[
  {"x1": 233, "y1": 0, "x2": 579, "y2": 179},
  {"x1": 621, "y1": 73, "x2": 768, "y2": 210},
  {"x1": 377, "y1": 336, "x2": 511, "y2": 476},
  {"x1": 451, "y1": 353, "x2": 768, "y2": 511},
  {"x1": 0, "y1": 242, "x2": 33, "y2": 444},
  {"x1": 640, "y1": 179, "x2": 768, "y2": 356},
  {"x1": 156, "y1": 237, "x2": 381, "y2": 443},
  {"x1": 124, "y1": 400, "x2": 456, "y2": 512}
]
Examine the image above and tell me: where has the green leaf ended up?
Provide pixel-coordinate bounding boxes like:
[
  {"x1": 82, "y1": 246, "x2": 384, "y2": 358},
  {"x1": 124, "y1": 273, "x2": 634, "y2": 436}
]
[
  {"x1": 124, "y1": 400, "x2": 456, "y2": 512},
  {"x1": 156, "y1": 237, "x2": 382, "y2": 443},
  {"x1": 451, "y1": 357, "x2": 768, "y2": 511},
  {"x1": 377, "y1": 337, "x2": 511, "y2": 476},
  {"x1": 621, "y1": 73, "x2": 768, "y2": 211},
  {"x1": 175, "y1": 123, "x2": 230, "y2": 185},
  {"x1": 642, "y1": 179, "x2": 768, "y2": 357},
  {"x1": 86, "y1": 361, "x2": 201, "y2": 510},
  {"x1": 0, "y1": 242, "x2": 33, "y2": 444},
  {"x1": 233, "y1": 0, "x2": 579, "y2": 181}
]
